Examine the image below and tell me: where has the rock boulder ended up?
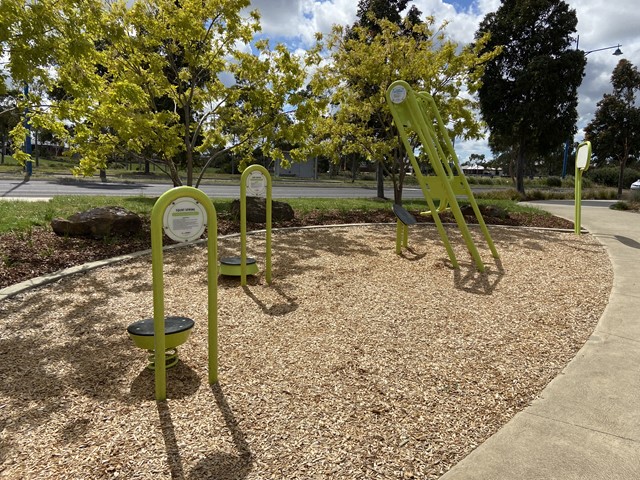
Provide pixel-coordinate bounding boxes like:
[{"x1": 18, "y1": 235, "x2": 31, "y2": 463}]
[
  {"x1": 51, "y1": 206, "x2": 143, "y2": 238},
  {"x1": 230, "y1": 196, "x2": 295, "y2": 223}
]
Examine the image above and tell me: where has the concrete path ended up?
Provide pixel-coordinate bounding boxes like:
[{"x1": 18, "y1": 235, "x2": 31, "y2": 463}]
[{"x1": 441, "y1": 200, "x2": 640, "y2": 480}]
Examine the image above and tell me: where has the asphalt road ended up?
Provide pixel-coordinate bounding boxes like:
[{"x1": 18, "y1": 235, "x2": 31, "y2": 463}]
[{"x1": 0, "y1": 178, "x2": 429, "y2": 200}]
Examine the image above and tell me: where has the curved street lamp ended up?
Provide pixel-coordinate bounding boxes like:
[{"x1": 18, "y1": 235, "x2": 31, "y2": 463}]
[
  {"x1": 584, "y1": 44, "x2": 623, "y2": 56},
  {"x1": 561, "y1": 37, "x2": 623, "y2": 178}
]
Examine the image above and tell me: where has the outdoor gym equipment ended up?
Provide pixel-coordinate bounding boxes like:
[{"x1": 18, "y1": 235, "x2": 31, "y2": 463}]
[
  {"x1": 127, "y1": 186, "x2": 218, "y2": 401},
  {"x1": 393, "y1": 203, "x2": 417, "y2": 254},
  {"x1": 219, "y1": 164, "x2": 272, "y2": 286},
  {"x1": 127, "y1": 316, "x2": 195, "y2": 369},
  {"x1": 385, "y1": 80, "x2": 499, "y2": 272},
  {"x1": 574, "y1": 141, "x2": 591, "y2": 235}
]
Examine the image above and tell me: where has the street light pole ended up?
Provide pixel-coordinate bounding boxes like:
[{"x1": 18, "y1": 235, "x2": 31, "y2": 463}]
[{"x1": 562, "y1": 36, "x2": 623, "y2": 178}]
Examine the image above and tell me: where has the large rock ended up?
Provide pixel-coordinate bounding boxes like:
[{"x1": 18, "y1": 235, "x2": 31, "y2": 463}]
[
  {"x1": 51, "y1": 206, "x2": 142, "y2": 238},
  {"x1": 230, "y1": 196, "x2": 295, "y2": 223}
]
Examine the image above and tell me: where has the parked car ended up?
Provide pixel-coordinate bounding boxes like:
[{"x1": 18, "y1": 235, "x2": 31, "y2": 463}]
[{"x1": 631, "y1": 179, "x2": 640, "y2": 190}]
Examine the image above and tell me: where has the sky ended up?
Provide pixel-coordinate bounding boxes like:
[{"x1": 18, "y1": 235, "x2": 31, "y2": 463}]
[{"x1": 247, "y1": 0, "x2": 640, "y2": 163}]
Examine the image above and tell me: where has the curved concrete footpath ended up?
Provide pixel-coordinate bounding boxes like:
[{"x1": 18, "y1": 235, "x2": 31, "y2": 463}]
[{"x1": 441, "y1": 200, "x2": 640, "y2": 480}]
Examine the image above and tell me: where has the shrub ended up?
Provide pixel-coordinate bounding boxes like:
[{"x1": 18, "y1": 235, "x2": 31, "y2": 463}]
[
  {"x1": 477, "y1": 176, "x2": 495, "y2": 185},
  {"x1": 589, "y1": 188, "x2": 618, "y2": 200},
  {"x1": 475, "y1": 188, "x2": 523, "y2": 201},
  {"x1": 545, "y1": 176, "x2": 562, "y2": 187},
  {"x1": 585, "y1": 166, "x2": 640, "y2": 188},
  {"x1": 610, "y1": 201, "x2": 629, "y2": 211},
  {"x1": 580, "y1": 177, "x2": 593, "y2": 188}
]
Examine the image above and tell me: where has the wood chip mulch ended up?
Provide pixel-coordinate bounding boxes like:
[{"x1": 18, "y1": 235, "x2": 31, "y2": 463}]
[
  {"x1": 0, "y1": 224, "x2": 611, "y2": 479},
  {"x1": 0, "y1": 206, "x2": 573, "y2": 290}
]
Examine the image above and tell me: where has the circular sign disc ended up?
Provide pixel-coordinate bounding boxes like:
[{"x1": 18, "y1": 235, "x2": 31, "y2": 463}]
[
  {"x1": 390, "y1": 85, "x2": 407, "y2": 104},
  {"x1": 245, "y1": 170, "x2": 267, "y2": 197},
  {"x1": 163, "y1": 197, "x2": 207, "y2": 243}
]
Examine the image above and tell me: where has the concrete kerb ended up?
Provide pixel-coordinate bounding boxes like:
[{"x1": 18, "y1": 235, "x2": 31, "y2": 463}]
[
  {"x1": 0, "y1": 197, "x2": 53, "y2": 202},
  {"x1": 0, "y1": 222, "x2": 577, "y2": 302}
]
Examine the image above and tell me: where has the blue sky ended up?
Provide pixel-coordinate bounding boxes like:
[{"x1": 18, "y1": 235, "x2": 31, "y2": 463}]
[{"x1": 247, "y1": 0, "x2": 639, "y2": 163}]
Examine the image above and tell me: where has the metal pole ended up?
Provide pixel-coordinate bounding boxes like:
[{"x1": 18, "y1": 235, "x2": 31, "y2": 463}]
[
  {"x1": 23, "y1": 84, "x2": 33, "y2": 176},
  {"x1": 561, "y1": 139, "x2": 570, "y2": 178}
]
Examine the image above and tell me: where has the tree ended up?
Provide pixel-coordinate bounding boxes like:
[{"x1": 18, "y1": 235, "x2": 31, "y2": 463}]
[
  {"x1": 348, "y1": 0, "x2": 423, "y2": 198},
  {"x1": 466, "y1": 153, "x2": 486, "y2": 167},
  {"x1": 475, "y1": 0, "x2": 586, "y2": 194},
  {"x1": 585, "y1": 59, "x2": 640, "y2": 198},
  {"x1": 356, "y1": 0, "x2": 408, "y2": 29},
  {"x1": 3, "y1": 0, "x2": 324, "y2": 187},
  {"x1": 312, "y1": 17, "x2": 499, "y2": 204}
]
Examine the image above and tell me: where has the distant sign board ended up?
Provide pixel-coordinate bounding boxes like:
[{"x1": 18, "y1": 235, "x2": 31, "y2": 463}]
[
  {"x1": 163, "y1": 197, "x2": 206, "y2": 242},
  {"x1": 576, "y1": 142, "x2": 591, "y2": 171}
]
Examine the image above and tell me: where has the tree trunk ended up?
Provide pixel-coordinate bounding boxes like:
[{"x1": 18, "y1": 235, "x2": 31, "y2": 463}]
[
  {"x1": 516, "y1": 144, "x2": 526, "y2": 195},
  {"x1": 144, "y1": 160, "x2": 150, "y2": 174},
  {"x1": 184, "y1": 104, "x2": 193, "y2": 186},
  {"x1": 168, "y1": 159, "x2": 182, "y2": 187},
  {"x1": 617, "y1": 152, "x2": 628, "y2": 200},
  {"x1": 99, "y1": 168, "x2": 107, "y2": 182},
  {"x1": 350, "y1": 156, "x2": 358, "y2": 183},
  {"x1": 1, "y1": 130, "x2": 6, "y2": 165},
  {"x1": 376, "y1": 162, "x2": 385, "y2": 199},
  {"x1": 393, "y1": 171, "x2": 403, "y2": 205},
  {"x1": 186, "y1": 149, "x2": 193, "y2": 186},
  {"x1": 393, "y1": 151, "x2": 406, "y2": 204}
]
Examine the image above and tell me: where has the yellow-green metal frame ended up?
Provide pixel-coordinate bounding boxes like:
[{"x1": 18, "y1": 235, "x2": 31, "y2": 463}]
[
  {"x1": 396, "y1": 221, "x2": 409, "y2": 254},
  {"x1": 386, "y1": 80, "x2": 499, "y2": 271},
  {"x1": 574, "y1": 141, "x2": 591, "y2": 235},
  {"x1": 240, "y1": 165, "x2": 272, "y2": 286},
  {"x1": 150, "y1": 186, "x2": 218, "y2": 401}
]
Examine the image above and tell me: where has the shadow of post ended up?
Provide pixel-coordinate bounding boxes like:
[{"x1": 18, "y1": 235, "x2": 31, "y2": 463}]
[
  {"x1": 242, "y1": 284, "x2": 298, "y2": 316},
  {"x1": 157, "y1": 401, "x2": 186, "y2": 480},
  {"x1": 187, "y1": 383, "x2": 253, "y2": 480},
  {"x1": 453, "y1": 257, "x2": 505, "y2": 295}
]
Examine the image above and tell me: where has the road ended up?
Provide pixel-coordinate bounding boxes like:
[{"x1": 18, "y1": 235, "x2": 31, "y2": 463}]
[{"x1": 0, "y1": 178, "x2": 430, "y2": 200}]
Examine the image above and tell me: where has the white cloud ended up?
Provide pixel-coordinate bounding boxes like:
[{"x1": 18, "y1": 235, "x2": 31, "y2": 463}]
[{"x1": 249, "y1": 0, "x2": 358, "y2": 46}]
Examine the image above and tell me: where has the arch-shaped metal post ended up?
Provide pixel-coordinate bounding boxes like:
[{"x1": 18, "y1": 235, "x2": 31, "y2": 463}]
[
  {"x1": 240, "y1": 165, "x2": 272, "y2": 286},
  {"x1": 150, "y1": 186, "x2": 218, "y2": 401}
]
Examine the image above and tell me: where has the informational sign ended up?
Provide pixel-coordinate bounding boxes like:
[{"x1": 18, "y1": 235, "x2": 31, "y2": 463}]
[
  {"x1": 245, "y1": 170, "x2": 267, "y2": 197},
  {"x1": 389, "y1": 85, "x2": 407, "y2": 104},
  {"x1": 163, "y1": 197, "x2": 207, "y2": 242},
  {"x1": 576, "y1": 143, "x2": 591, "y2": 171}
]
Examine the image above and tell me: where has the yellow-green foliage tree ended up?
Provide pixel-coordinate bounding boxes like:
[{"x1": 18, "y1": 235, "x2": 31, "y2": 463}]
[
  {"x1": 2, "y1": 0, "x2": 325, "y2": 186},
  {"x1": 310, "y1": 17, "x2": 500, "y2": 203}
]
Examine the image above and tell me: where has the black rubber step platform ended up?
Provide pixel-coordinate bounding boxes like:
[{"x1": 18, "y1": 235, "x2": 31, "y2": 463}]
[
  {"x1": 393, "y1": 204, "x2": 417, "y2": 225},
  {"x1": 219, "y1": 256, "x2": 257, "y2": 265},
  {"x1": 127, "y1": 316, "x2": 194, "y2": 336}
]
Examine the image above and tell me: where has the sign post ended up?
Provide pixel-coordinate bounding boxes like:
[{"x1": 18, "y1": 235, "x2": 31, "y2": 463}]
[{"x1": 574, "y1": 141, "x2": 591, "y2": 235}]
